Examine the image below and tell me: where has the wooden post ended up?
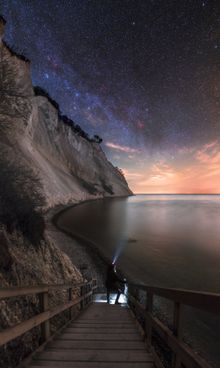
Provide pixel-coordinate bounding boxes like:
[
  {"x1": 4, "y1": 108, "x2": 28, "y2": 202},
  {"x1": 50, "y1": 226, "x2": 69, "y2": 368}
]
[
  {"x1": 91, "y1": 280, "x2": 94, "y2": 303},
  {"x1": 86, "y1": 284, "x2": 91, "y2": 305},
  {"x1": 127, "y1": 284, "x2": 130, "y2": 307},
  {"x1": 92, "y1": 279, "x2": 96, "y2": 301},
  {"x1": 39, "y1": 291, "x2": 50, "y2": 342},
  {"x1": 145, "y1": 292, "x2": 153, "y2": 349},
  {"x1": 86, "y1": 283, "x2": 89, "y2": 305},
  {"x1": 80, "y1": 285, "x2": 84, "y2": 310},
  {"x1": 89, "y1": 282, "x2": 92, "y2": 303},
  {"x1": 92, "y1": 278, "x2": 96, "y2": 290},
  {"x1": 127, "y1": 285, "x2": 133, "y2": 312},
  {"x1": 89, "y1": 283, "x2": 91, "y2": 303},
  {"x1": 172, "y1": 302, "x2": 182, "y2": 368},
  {"x1": 68, "y1": 287, "x2": 73, "y2": 320},
  {"x1": 84, "y1": 284, "x2": 87, "y2": 307}
]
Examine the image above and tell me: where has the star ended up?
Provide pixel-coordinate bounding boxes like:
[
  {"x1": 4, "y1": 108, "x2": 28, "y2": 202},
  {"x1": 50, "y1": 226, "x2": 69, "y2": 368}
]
[{"x1": 1, "y1": 0, "x2": 220, "y2": 193}]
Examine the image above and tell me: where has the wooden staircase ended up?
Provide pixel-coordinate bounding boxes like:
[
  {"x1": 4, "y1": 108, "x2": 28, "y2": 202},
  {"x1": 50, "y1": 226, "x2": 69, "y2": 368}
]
[
  {"x1": 1, "y1": 280, "x2": 220, "y2": 368},
  {"x1": 30, "y1": 303, "x2": 153, "y2": 367}
]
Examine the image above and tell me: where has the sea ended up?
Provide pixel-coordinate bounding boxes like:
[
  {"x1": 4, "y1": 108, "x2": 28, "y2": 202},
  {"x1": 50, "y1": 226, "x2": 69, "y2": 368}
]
[{"x1": 57, "y1": 194, "x2": 220, "y2": 367}]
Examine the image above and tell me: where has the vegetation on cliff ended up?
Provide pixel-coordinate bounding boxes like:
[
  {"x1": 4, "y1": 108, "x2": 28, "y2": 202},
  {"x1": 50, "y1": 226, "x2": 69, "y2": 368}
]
[
  {"x1": 34, "y1": 86, "x2": 103, "y2": 144},
  {"x1": 0, "y1": 146, "x2": 45, "y2": 246}
]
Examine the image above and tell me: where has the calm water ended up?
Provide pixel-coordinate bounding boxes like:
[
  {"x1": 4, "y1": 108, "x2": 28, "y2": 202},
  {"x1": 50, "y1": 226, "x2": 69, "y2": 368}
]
[
  {"x1": 58, "y1": 195, "x2": 220, "y2": 366},
  {"x1": 59, "y1": 194, "x2": 220, "y2": 291}
]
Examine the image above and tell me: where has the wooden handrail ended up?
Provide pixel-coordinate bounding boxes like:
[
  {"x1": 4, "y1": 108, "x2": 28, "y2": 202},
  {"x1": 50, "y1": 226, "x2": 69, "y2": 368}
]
[
  {"x1": 0, "y1": 281, "x2": 89, "y2": 300},
  {"x1": 0, "y1": 291, "x2": 92, "y2": 346},
  {"x1": 127, "y1": 282, "x2": 218, "y2": 368},
  {"x1": 129, "y1": 283, "x2": 220, "y2": 315},
  {"x1": 0, "y1": 279, "x2": 97, "y2": 348}
]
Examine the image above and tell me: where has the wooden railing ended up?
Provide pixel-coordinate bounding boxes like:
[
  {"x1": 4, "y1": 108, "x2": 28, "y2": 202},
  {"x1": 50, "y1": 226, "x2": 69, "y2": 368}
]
[
  {"x1": 127, "y1": 283, "x2": 220, "y2": 368},
  {"x1": 0, "y1": 279, "x2": 97, "y2": 347},
  {"x1": 1, "y1": 279, "x2": 219, "y2": 368}
]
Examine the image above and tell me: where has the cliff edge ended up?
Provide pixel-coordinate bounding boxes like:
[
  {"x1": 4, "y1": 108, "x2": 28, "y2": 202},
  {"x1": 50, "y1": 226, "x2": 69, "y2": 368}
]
[{"x1": 0, "y1": 18, "x2": 131, "y2": 207}]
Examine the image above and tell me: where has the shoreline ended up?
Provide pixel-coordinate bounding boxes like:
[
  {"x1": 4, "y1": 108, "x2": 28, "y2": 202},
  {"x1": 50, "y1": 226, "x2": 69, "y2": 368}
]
[
  {"x1": 46, "y1": 196, "x2": 131, "y2": 290},
  {"x1": 46, "y1": 196, "x2": 218, "y2": 368}
]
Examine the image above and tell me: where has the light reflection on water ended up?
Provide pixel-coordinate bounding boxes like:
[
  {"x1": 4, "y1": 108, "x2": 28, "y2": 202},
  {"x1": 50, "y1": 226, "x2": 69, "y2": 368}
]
[
  {"x1": 59, "y1": 194, "x2": 220, "y2": 291},
  {"x1": 58, "y1": 194, "x2": 220, "y2": 367}
]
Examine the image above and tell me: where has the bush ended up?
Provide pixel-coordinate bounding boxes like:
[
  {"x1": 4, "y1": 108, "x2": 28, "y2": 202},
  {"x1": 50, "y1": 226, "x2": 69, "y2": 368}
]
[
  {"x1": 34, "y1": 86, "x2": 60, "y2": 111},
  {"x1": 93, "y1": 135, "x2": 103, "y2": 144},
  {"x1": 34, "y1": 86, "x2": 102, "y2": 145},
  {"x1": 0, "y1": 148, "x2": 46, "y2": 245}
]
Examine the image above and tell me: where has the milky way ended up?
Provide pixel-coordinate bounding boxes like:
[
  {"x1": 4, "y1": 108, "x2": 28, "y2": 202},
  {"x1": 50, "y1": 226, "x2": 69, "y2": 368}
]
[{"x1": 1, "y1": 0, "x2": 220, "y2": 193}]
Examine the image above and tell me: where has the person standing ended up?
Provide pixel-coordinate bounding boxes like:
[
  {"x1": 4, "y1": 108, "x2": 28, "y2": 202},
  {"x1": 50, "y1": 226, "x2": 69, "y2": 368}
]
[{"x1": 105, "y1": 264, "x2": 124, "y2": 304}]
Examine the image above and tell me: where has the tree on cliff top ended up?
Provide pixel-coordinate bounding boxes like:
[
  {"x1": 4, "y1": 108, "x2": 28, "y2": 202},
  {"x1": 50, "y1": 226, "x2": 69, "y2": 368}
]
[
  {"x1": 34, "y1": 86, "x2": 60, "y2": 110},
  {"x1": 0, "y1": 147, "x2": 45, "y2": 245},
  {"x1": 93, "y1": 135, "x2": 103, "y2": 144}
]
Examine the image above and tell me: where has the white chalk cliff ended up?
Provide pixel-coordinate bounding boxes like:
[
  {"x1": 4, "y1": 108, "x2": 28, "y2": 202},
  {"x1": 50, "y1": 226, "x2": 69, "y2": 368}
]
[{"x1": 0, "y1": 18, "x2": 132, "y2": 207}]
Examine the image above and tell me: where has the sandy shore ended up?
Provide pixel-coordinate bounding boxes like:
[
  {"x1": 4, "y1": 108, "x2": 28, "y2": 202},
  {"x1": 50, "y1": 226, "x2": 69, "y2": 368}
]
[{"x1": 45, "y1": 203, "x2": 108, "y2": 291}]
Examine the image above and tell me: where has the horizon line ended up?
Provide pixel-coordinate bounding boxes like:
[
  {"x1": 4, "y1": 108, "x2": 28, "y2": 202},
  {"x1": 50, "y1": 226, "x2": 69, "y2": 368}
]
[{"x1": 133, "y1": 193, "x2": 220, "y2": 195}]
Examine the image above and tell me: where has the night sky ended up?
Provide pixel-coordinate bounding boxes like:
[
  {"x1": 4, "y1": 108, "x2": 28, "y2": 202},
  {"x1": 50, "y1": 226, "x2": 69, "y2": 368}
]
[{"x1": 1, "y1": 0, "x2": 220, "y2": 193}]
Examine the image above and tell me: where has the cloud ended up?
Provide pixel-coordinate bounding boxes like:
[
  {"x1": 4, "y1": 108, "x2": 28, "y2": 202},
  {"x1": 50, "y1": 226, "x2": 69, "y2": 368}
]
[
  {"x1": 122, "y1": 169, "x2": 143, "y2": 178},
  {"x1": 136, "y1": 161, "x2": 176, "y2": 188},
  {"x1": 178, "y1": 146, "x2": 194, "y2": 155},
  {"x1": 120, "y1": 141, "x2": 220, "y2": 194},
  {"x1": 196, "y1": 141, "x2": 220, "y2": 164},
  {"x1": 151, "y1": 161, "x2": 175, "y2": 177},
  {"x1": 105, "y1": 142, "x2": 140, "y2": 154}
]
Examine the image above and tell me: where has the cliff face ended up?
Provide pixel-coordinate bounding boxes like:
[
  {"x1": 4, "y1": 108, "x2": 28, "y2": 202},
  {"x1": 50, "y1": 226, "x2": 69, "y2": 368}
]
[
  {"x1": 0, "y1": 29, "x2": 131, "y2": 207},
  {"x1": 26, "y1": 96, "x2": 132, "y2": 205},
  {"x1": 0, "y1": 19, "x2": 131, "y2": 367}
]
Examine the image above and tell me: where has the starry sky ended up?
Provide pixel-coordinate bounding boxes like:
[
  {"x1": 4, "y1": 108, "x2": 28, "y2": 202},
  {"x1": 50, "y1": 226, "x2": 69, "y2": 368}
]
[{"x1": 1, "y1": 0, "x2": 220, "y2": 193}]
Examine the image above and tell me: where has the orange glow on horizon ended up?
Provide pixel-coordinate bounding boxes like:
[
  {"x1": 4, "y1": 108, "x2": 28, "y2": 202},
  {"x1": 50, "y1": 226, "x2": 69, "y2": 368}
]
[{"x1": 122, "y1": 141, "x2": 220, "y2": 194}]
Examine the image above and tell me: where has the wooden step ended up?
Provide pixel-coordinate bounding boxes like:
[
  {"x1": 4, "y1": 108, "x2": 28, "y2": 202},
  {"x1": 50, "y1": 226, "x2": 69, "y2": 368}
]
[
  {"x1": 82, "y1": 310, "x2": 130, "y2": 318},
  {"x1": 81, "y1": 306, "x2": 129, "y2": 311},
  {"x1": 30, "y1": 362, "x2": 153, "y2": 368},
  {"x1": 78, "y1": 314, "x2": 132, "y2": 319},
  {"x1": 77, "y1": 315, "x2": 132, "y2": 320},
  {"x1": 83, "y1": 304, "x2": 128, "y2": 309},
  {"x1": 70, "y1": 322, "x2": 134, "y2": 328},
  {"x1": 70, "y1": 320, "x2": 134, "y2": 325},
  {"x1": 78, "y1": 317, "x2": 132, "y2": 322},
  {"x1": 83, "y1": 310, "x2": 131, "y2": 315},
  {"x1": 34, "y1": 349, "x2": 152, "y2": 362},
  {"x1": 79, "y1": 306, "x2": 131, "y2": 318},
  {"x1": 48, "y1": 340, "x2": 146, "y2": 350},
  {"x1": 82, "y1": 306, "x2": 129, "y2": 311},
  {"x1": 58, "y1": 332, "x2": 142, "y2": 341},
  {"x1": 28, "y1": 302, "x2": 154, "y2": 368},
  {"x1": 64, "y1": 327, "x2": 137, "y2": 334}
]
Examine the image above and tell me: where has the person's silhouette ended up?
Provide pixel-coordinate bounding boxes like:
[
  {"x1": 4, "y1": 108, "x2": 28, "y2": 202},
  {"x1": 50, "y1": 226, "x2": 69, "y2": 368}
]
[{"x1": 105, "y1": 264, "x2": 124, "y2": 304}]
